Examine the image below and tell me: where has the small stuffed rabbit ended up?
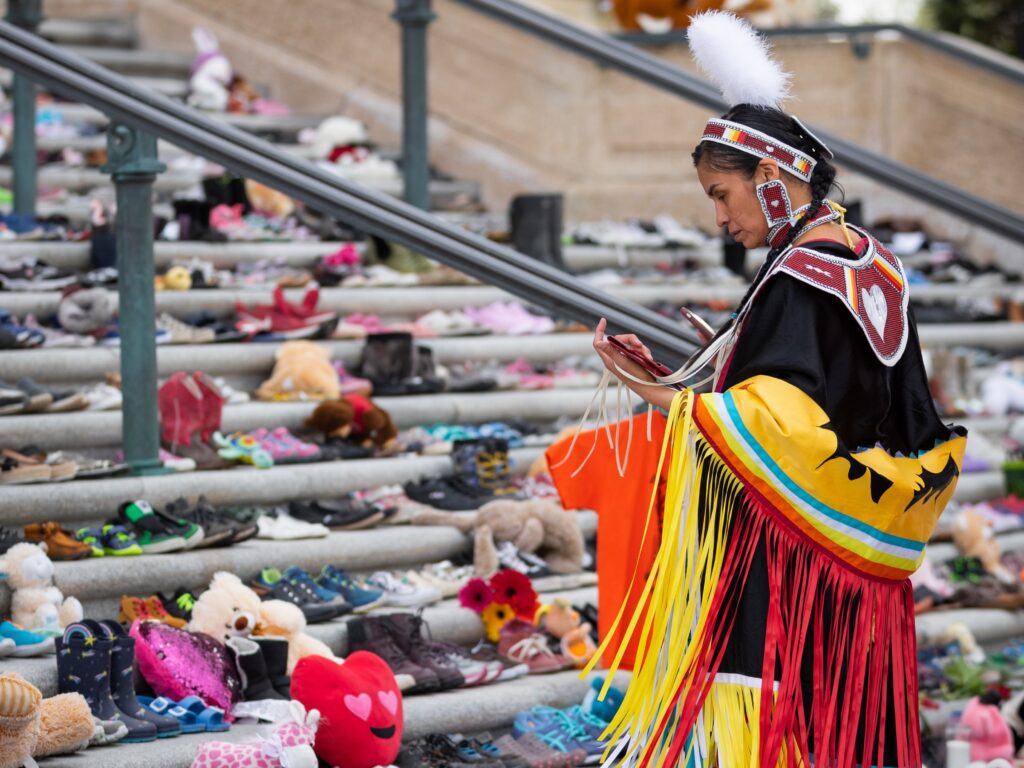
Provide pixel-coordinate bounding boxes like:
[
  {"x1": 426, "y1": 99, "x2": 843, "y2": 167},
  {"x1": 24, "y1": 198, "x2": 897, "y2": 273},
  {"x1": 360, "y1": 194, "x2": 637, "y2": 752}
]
[
  {"x1": 192, "y1": 700, "x2": 319, "y2": 768},
  {"x1": 187, "y1": 28, "x2": 232, "y2": 112}
]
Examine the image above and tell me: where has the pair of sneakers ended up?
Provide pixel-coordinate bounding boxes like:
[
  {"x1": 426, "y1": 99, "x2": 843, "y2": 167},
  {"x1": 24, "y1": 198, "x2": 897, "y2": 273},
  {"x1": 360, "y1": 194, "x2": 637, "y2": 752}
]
[
  {"x1": 115, "y1": 500, "x2": 204, "y2": 554},
  {"x1": 250, "y1": 567, "x2": 351, "y2": 623}
]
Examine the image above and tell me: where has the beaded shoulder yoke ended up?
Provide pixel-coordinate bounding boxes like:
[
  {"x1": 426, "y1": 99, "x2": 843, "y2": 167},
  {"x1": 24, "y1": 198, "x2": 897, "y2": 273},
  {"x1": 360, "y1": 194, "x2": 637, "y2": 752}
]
[{"x1": 764, "y1": 228, "x2": 910, "y2": 366}]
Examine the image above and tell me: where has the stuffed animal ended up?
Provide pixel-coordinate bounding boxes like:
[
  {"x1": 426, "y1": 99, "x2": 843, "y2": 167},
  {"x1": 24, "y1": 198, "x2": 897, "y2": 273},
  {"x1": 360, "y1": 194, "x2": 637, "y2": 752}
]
[
  {"x1": 57, "y1": 286, "x2": 114, "y2": 335},
  {"x1": 0, "y1": 673, "x2": 96, "y2": 765},
  {"x1": 244, "y1": 179, "x2": 295, "y2": 220},
  {"x1": 0, "y1": 543, "x2": 83, "y2": 634},
  {"x1": 305, "y1": 395, "x2": 398, "y2": 452},
  {"x1": 292, "y1": 653, "x2": 403, "y2": 768},
  {"x1": 411, "y1": 498, "x2": 585, "y2": 576},
  {"x1": 312, "y1": 116, "x2": 370, "y2": 159},
  {"x1": 192, "y1": 700, "x2": 320, "y2": 768},
  {"x1": 187, "y1": 28, "x2": 232, "y2": 112},
  {"x1": 256, "y1": 341, "x2": 340, "y2": 402},
  {"x1": 187, "y1": 573, "x2": 336, "y2": 674},
  {"x1": 954, "y1": 507, "x2": 1013, "y2": 584},
  {"x1": 611, "y1": 0, "x2": 771, "y2": 32},
  {"x1": 160, "y1": 266, "x2": 192, "y2": 291},
  {"x1": 535, "y1": 598, "x2": 597, "y2": 667}
]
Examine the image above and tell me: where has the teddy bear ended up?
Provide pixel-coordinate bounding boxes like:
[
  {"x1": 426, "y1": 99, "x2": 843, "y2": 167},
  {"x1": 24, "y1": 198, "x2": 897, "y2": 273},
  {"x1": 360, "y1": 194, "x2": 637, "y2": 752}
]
[
  {"x1": 953, "y1": 506, "x2": 1014, "y2": 584},
  {"x1": 187, "y1": 572, "x2": 336, "y2": 674},
  {"x1": 411, "y1": 498, "x2": 584, "y2": 576},
  {"x1": 305, "y1": 395, "x2": 398, "y2": 452},
  {"x1": 187, "y1": 28, "x2": 232, "y2": 112},
  {"x1": 244, "y1": 179, "x2": 295, "y2": 220},
  {"x1": 611, "y1": 0, "x2": 770, "y2": 33},
  {"x1": 256, "y1": 341, "x2": 340, "y2": 402},
  {"x1": 0, "y1": 543, "x2": 83, "y2": 634}
]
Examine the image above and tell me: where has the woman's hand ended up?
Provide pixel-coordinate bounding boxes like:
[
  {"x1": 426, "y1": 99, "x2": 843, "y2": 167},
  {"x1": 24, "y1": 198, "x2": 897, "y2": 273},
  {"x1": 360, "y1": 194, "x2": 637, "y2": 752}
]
[{"x1": 593, "y1": 318, "x2": 655, "y2": 383}]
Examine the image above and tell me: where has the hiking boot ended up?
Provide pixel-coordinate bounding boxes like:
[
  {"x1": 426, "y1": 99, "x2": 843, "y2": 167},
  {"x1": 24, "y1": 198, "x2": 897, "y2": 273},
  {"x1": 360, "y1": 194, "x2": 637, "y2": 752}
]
[
  {"x1": 226, "y1": 636, "x2": 287, "y2": 701},
  {"x1": 380, "y1": 613, "x2": 465, "y2": 691},
  {"x1": 118, "y1": 596, "x2": 187, "y2": 629},
  {"x1": 56, "y1": 623, "x2": 158, "y2": 743},
  {"x1": 346, "y1": 616, "x2": 436, "y2": 694},
  {"x1": 89, "y1": 620, "x2": 181, "y2": 738}
]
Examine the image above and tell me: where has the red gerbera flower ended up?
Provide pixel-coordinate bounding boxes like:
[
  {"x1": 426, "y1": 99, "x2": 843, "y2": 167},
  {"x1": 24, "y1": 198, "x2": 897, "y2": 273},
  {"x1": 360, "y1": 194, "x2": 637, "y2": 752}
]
[
  {"x1": 458, "y1": 577, "x2": 494, "y2": 614},
  {"x1": 489, "y1": 569, "x2": 538, "y2": 619}
]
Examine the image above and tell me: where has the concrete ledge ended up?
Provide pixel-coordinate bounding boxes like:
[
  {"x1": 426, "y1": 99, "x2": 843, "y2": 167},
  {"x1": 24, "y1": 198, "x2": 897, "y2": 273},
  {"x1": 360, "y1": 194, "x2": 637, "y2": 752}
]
[
  {"x1": 916, "y1": 607, "x2": 1024, "y2": 648},
  {"x1": 950, "y1": 470, "x2": 1005, "y2": 502},
  {"x1": 0, "y1": 71, "x2": 187, "y2": 98},
  {"x1": 0, "y1": 447, "x2": 548, "y2": 522},
  {"x1": 0, "y1": 165, "x2": 198, "y2": 194},
  {"x1": 0, "y1": 389, "x2": 596, "y2": 449},
  {"x1": 39, "y1": 17, "x2": 136, "y2": 48},
  {"x1": 0, "y1": 333, "x2": 596, "y2": 384},
  {"x1": 52, "y1": 103, "x2": 329, "y2": 135}
]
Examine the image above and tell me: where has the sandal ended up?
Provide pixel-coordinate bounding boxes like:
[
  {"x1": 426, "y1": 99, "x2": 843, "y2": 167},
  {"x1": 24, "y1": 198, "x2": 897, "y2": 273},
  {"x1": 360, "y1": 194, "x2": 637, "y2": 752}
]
[
  {"x1": 175, "y1": 696, "x2": 229, "y2": 732},
  {"x1": 136, "y1": 697, "x2": 203, "y2": 734},
  {"x1": 23, "y1": 521, "x2": 92, "y2": 561}
]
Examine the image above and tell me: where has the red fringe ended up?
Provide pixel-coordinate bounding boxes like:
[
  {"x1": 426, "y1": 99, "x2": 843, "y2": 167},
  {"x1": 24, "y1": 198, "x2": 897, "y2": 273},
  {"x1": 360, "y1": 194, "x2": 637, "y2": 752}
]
[{"x1": 651, "y1": 498, "x2": 921, "y2": 767}]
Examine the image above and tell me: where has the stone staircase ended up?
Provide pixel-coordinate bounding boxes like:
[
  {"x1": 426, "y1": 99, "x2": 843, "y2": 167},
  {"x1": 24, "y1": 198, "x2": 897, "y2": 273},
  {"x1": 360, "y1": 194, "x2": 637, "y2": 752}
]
[{"x1": 0, "y1": 11, "x2": 1019, "y2": 767}]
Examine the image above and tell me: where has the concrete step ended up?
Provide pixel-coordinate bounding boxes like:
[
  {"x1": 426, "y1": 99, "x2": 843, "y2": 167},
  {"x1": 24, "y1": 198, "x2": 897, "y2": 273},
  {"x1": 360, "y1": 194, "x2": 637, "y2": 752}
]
[
  {"x1": 51, "y1": 103, "x2": 335, "y2": 137},
  {"x1": 0, "y1": 446, "x2": 548, "y2": 522},
  {"x1": 61, "y1": 45, "x2": 192, "y2": 79},
  {"x1": 951, "y1": 470, "x2": 1005, "y2": 502},
  {"x1": 0, "y1": 334, "x2": 595, "y2": 385},
  {"x1": 0, "y1": 70, "x2": 188, "y2": 99},
  {"x1": 563, "y1": 242, "x2": 722, "y2": 268},
  {"x1": 36, "y1": 133, "x2": 324, "y2": 162},
  {"x1": 0, "y1": 519, "x2": 596, "y2": 619},
  {"x1": 916, "y1": 607, "x2": 1024, "y2": 649},
  {"x1": 0, "y1": 389, "x2": 596, "y2": 450},
  {"x1": 36, "y1": 197, "x2": 175, "y2": 225},
  {"x1": 0, "y1": 164, "x2": 199, "y2": 194},
  {"x1": 39, "y1": 17, "x2": 136, "y2": 48},
  {"x1": 16, "y1": 667, "x2": 618, "y2": 767}
]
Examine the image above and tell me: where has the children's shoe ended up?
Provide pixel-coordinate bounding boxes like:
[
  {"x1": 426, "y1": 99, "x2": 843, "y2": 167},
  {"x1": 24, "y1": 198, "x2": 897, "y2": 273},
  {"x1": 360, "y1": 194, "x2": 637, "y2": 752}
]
[
  {"x1": 23, "y1": 521, "x2": 93, "y2": 561},
  {"x1": 73, "y1": 527, "x2": 106, "y2": 557},
  {"x1": 282, "y1": 566, "x2": 352, "y2": 613},
  {"x1": 366, "y1": 571, "x2": 442, "y2": 609},
  {"x1": 513, "y1": 706, "x2": 606, "y2": 763},
  {"x1": 116, "y1": 501, "x2": 189, "y2": 554},
  {"x1": 100, "y1": 525, "x2": 144, "y2": 556},
  {"x1": 498, "y1": 620, "x2": 566, "y2": 675},
  {"x1": 0, "y1": 620, "x2": 55, "y2": 656},
  {"x1": 318, "y1": 566, "x2": 386, "y2": 612},
  {"x1": 159, "y1": 588, "x2": 197, "y2": 624}
]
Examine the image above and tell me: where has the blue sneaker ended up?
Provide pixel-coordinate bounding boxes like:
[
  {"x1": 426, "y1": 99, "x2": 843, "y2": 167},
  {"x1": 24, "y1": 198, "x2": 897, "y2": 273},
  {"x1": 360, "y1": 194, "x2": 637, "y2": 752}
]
[
  {"x1": 318, "y1": 565, "x2": 386, "y2": 612},
  {"x1": 0, "y1": 621, "x2": 55, "y2": 657},
  {"x1": 513, "y1": 706, "x2": 606, "y2": 763},
  {"x1": 283, "y1": 566, "x2": 352, "y2": 612}
]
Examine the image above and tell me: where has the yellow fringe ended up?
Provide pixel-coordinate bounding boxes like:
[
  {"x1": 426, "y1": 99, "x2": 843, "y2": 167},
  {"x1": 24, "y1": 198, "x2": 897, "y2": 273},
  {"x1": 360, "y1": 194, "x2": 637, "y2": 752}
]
[
  {"x1": 829, "y1": 200, "x2": 856, "y2": 249},
  {"x1": 696, "y1": 681, "x2": 796, "y2": 768},
  {"x1": 583, "y1": 389, "x2": 746, "y2": 767}
]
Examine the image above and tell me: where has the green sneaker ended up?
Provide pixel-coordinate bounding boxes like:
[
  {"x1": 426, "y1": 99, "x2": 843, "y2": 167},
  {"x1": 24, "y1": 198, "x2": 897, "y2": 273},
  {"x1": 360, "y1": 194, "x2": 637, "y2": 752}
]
[
  {"x1": 100, "y1": 525, "x2": 143, "y2": 557},
  {"x1": 74, "y1": 527, "x2": 105, "y2": 557},
  {"x1": 116, "y1": 500, "x2": 189, "y2": 554}
]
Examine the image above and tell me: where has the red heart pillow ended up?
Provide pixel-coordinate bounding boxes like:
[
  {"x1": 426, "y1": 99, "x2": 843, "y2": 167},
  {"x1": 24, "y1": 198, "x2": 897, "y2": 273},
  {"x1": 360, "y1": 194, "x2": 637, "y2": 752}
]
[{"x1": 291, "y1": 652, "x2": 403, "y2": 768}]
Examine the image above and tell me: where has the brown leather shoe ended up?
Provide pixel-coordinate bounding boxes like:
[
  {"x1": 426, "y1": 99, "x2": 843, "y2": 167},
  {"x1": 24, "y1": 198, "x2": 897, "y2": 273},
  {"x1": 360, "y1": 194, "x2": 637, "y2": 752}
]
[
  {"x1": 23, "y1": 521, "x2": 92, "y2": 561},
  {"x1": 143, "y1": 596, "x2": 187, "y2": 629}
]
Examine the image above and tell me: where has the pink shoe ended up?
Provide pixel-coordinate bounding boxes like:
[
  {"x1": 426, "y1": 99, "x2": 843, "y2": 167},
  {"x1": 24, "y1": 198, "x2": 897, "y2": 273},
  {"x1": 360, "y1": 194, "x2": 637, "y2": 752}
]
[
  {"x1": 251, "y1": 427, "x2": 320, "y2": 462},
  {"x1": 332, "y1": 362, "x2": 373, "y2": 397}
]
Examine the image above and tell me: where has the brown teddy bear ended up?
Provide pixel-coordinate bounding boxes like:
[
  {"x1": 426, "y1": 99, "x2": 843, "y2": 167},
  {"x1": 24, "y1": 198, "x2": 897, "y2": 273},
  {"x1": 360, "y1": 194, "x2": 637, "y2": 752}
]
[
  {"x1": 411, "y1": 498, "x2": 584, "y2": 576},
  {"x1": 953, "y1": 507, "x2": 1013, "y2": 584},
  {"x1": 305, "y1": 395, "x2": 398, "y2": 452},
  {"x1": 256, "y1": 341, "x2": 340, "y2": 402},
  {"x1": 612, "y1": 0, "x2": 771, "y2": 32}
]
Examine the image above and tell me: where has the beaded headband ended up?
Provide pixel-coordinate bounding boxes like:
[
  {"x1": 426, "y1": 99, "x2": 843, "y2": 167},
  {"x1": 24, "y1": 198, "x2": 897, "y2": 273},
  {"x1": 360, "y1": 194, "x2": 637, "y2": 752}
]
[{"x1": 701, "y1": 118, "x2": 818, "y2": 183}]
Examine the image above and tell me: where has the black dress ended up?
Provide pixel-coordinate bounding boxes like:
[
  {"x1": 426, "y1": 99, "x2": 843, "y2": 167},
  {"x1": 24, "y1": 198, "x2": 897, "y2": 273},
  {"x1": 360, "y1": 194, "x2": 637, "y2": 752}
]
[{"x1": 714, "y1": 240, "x2": 953, "y2": 765}]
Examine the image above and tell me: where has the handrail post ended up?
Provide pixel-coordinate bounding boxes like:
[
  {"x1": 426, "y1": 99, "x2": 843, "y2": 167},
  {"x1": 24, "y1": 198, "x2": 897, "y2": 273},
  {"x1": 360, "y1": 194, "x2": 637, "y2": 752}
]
[
  {"x1": 393, "y1": 0, "x2": 435, "y2": 210},
  {"x1": 5, "y1": 0, "x2": 42, "y2": 217},
  {"x1": 101, "y1": 123, "x2": 167, "y2": 476}
]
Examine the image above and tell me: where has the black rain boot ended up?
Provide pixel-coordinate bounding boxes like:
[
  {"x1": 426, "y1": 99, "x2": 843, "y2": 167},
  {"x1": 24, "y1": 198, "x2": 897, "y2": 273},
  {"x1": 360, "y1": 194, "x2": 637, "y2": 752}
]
[
  {"x1": 358, "y1": 332, "x2": 415, "y2": 395},
  {"x1": 228, "y1": 637, "x2": 287, "y2": 701},
  {"x1": 412, "y1": 346, "x2": 446, "y2": 394},
  {"x1": 57, "y1": 623, "x2": 157, "y2": 743},
  {"x1": 510, "y1": 193, "x2": 567, "y2": 272},
  {"x1": 91, "y1": 620, "x2": 181, "y2": 738},
  {"x1": 251, "y1": 636, "x2": 291, "y2": 698}
]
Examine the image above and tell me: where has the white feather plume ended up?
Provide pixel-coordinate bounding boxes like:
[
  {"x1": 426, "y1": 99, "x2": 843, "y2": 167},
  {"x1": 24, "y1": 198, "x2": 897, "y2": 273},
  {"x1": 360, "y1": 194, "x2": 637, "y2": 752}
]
[{"x1": 688, "y1": 11, "x2": 790, "y2": 109}]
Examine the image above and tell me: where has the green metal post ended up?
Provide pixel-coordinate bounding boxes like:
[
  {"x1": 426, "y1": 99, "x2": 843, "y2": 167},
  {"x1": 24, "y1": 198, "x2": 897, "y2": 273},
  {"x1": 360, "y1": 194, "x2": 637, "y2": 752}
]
[
  {"x1": 393, "y1": 0, "x2": 434, "y2": 210},
  {"x1": 6, "y1": 0, "x2": 43, "y2": 217},
  {"x1": 102, "y1": 123, "x2": 167, "y2": 475}
]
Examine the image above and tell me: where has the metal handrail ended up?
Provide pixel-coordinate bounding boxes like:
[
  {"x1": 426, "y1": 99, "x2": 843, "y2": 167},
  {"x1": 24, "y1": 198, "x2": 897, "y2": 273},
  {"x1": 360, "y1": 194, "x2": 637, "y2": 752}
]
[
  {"x1": 618, "y1": 23, "x2": 1024, "y2": 87},
  {"x1": 0, "y1": 19, "x2": 700, "y2": 363},
  {"x1": 453, "y1": 0, "x2": 1024, "y2": 244}
]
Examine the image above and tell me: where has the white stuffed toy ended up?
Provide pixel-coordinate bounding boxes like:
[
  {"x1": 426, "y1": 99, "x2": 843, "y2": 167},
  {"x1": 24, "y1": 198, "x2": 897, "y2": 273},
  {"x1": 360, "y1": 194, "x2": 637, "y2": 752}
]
[
  {"x1": 187, "y1": 28, "x2": 233, "y2": 112},
  {"x1": 0, "y1": 543, "x2": 83, "y2": 635}
]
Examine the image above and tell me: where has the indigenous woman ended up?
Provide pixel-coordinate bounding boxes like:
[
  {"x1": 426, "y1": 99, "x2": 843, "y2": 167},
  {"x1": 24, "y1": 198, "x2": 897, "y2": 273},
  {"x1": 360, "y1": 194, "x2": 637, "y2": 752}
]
[{"x1": 583, "y1": 12, "x2": 966, "y2": 767}]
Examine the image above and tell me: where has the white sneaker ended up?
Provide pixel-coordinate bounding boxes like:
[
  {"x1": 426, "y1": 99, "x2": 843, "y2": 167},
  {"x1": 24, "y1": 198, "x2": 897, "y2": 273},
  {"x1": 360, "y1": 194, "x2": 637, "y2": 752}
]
[
  {"x1": 257, "y1": 511, "x2": 330, "y2": 540},
  {"x1": 83, "y1": 383, "x2": 122, "y2": 411},
  {"x1": 366, "y1": 571, "x2": 442, "y2": 608},
  {"x1": 212, "y1": 377, "x2": 251, "y2": 405}
]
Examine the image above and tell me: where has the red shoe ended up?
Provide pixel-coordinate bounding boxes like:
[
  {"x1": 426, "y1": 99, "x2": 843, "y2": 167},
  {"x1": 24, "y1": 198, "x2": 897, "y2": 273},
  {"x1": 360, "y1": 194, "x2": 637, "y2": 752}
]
[
  {"x1": 273, "y1": 285, "x2": 335, "y2": 324},
  {"x1": 190, "y1": 372, "x2": 224, "y2": 442},
  {"x1": 158, "y1": 372, "x2": 206, "y2": 449}
]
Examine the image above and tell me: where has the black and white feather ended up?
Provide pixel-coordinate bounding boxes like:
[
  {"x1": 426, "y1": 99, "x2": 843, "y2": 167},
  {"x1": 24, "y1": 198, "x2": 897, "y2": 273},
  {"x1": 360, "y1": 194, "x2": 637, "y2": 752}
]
[{"x1": 687, "y1": 11, "x2": 790, "y2": 109}]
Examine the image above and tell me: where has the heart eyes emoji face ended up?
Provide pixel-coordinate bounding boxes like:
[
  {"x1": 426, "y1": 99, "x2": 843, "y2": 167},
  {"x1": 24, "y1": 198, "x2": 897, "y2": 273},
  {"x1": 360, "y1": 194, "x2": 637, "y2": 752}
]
[{"x1": 291, "y1": 651, "x2": 404, "y2": 767}]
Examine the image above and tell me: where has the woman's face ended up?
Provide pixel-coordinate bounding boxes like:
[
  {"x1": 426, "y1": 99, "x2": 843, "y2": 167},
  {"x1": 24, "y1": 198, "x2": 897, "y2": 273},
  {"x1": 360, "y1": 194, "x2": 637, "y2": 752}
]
[{"x1": 696, "y1": 159, "x2": 775, "y2": 249}]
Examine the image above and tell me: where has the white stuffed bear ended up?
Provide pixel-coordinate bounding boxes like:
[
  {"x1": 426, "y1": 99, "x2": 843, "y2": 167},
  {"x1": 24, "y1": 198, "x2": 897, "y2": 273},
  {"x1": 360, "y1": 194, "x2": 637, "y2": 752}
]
[
  {"x1": 0, "y1": 543, "x2": 83, "y2": 634},
  {"x1": 187, "y1": 28, "x2": 233, "y2": 112}
]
